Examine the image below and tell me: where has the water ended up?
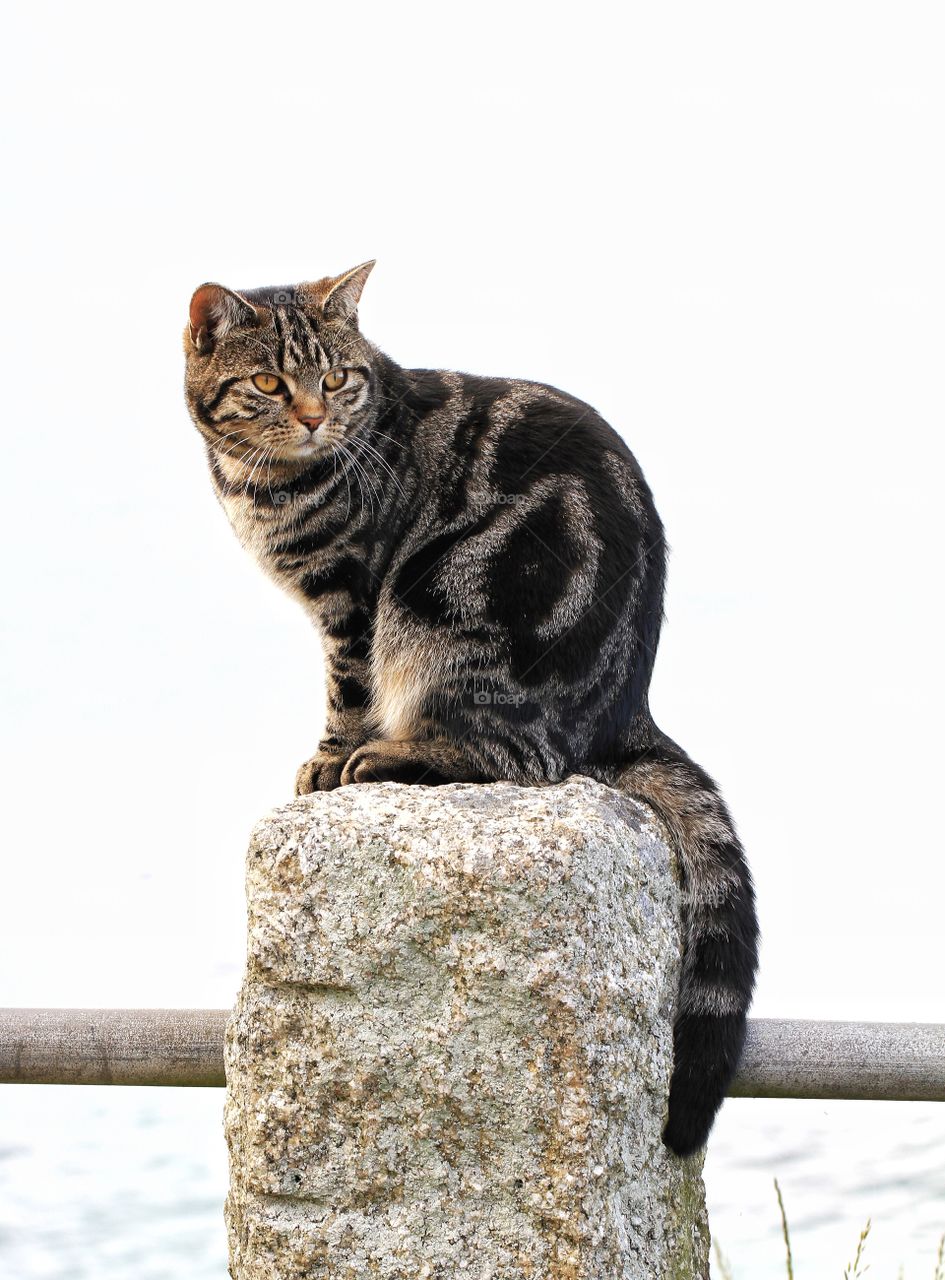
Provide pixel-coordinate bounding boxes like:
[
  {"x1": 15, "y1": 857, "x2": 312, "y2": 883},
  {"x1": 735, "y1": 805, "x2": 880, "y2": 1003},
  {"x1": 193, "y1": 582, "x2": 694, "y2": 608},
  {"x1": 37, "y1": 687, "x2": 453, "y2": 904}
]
[
  {"x1": 708, "y1": 1099, "x2": 945, "y2": 1278},
  {"x1": 1, "y1": 1088, "x2": 942, "y2": 1278},
  {"x1": 0, "y1": 1088, "x2": 228, "y2": 1280}
]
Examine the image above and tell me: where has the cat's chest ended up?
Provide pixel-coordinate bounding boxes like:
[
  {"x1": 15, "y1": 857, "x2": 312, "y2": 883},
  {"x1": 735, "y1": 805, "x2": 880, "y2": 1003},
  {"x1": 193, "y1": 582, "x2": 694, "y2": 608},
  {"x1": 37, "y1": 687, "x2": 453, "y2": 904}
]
[
  {"x1": 223, "y1": 494, "x2": 377, "y2": 621},
  {"x1": 221, "y1": 499, "x2": 292, "y2": 594},
  {"x1": 223, "y1": 496, "x2": 275, "y2": 563},
  {"x1": 222, "y1": 497, "x2": 317, "y2": 601}
]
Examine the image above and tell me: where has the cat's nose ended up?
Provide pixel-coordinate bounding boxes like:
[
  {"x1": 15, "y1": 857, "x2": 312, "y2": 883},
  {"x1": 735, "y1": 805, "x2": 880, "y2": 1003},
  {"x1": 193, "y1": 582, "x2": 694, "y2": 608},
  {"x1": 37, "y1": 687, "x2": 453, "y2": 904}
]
[{"x1": 298, "y1": 415, "x2": 325, "y2": 432}]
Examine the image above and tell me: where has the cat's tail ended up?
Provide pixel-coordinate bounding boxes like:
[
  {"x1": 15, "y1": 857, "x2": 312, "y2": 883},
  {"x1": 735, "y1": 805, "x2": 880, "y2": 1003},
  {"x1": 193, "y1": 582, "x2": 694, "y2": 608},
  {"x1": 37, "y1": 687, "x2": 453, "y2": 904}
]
[{"x1": 612, "y1": 730, "x2": 759, "y2": 1156}]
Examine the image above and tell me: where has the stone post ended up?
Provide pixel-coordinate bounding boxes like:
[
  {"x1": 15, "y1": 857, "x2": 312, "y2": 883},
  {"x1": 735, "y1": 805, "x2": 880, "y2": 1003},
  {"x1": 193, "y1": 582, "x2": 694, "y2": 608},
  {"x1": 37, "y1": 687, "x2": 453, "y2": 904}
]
[{"x1": 224, "y1": 776, "x2": 709, "y2": 1279}]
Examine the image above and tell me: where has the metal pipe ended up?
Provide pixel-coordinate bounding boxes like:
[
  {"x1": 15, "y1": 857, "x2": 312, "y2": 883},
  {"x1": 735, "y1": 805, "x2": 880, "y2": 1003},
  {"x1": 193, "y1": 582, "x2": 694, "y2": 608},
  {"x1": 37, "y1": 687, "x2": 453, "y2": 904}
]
[
  {"x1": 2, "y1": 1010, "x2": 944, "y2": 1101},
  {"x1": 0, "y1": 1008, "x2": 228, "y2": 1087},
  {"x1": 730, "y1": 1017, "x2": 945, "y2": 1102}
]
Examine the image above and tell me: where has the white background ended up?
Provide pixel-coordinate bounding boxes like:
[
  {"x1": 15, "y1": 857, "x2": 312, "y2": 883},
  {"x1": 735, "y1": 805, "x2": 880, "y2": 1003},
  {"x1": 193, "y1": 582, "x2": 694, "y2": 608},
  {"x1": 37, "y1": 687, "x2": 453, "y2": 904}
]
[{"x1": 1, "y1": 2, "x2": 943, "y2": 1275}]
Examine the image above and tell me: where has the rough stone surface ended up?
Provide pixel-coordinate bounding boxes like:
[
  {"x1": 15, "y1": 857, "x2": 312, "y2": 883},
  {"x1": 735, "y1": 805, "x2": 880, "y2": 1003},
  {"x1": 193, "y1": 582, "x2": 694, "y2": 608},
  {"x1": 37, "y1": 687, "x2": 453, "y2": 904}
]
[{"x1": 225, "y1": 776, "x2": 709, "y2": 1279}]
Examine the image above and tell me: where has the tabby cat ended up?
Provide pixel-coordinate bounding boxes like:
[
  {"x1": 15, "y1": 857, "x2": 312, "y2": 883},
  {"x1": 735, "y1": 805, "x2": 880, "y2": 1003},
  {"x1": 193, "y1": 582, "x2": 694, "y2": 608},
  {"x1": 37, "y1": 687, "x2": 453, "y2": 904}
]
[{"x1": 183, "y1": 261, "x2": 758, "y2": 1156}]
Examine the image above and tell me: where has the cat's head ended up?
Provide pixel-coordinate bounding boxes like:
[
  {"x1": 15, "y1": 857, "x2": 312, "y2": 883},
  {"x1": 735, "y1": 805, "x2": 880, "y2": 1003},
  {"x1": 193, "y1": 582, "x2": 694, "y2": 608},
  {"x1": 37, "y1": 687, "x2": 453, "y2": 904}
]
[{"x1": 183, "y1": 261, "x2": 378, "y2": 466}]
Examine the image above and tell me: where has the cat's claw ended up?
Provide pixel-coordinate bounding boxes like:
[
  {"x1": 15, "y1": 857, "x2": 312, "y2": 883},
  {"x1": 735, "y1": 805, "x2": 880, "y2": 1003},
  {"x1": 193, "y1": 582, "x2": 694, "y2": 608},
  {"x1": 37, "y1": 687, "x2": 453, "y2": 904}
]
[{"x1": 294, "y1": 750, "x2": 349, "y2": 795}]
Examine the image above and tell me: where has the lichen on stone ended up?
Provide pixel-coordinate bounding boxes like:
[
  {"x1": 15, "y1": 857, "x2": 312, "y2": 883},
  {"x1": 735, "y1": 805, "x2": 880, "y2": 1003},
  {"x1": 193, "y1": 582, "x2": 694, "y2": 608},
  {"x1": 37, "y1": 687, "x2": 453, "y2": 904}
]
[{"x1": 225, "y1": 776, "x2": 709, "y2": 1279}]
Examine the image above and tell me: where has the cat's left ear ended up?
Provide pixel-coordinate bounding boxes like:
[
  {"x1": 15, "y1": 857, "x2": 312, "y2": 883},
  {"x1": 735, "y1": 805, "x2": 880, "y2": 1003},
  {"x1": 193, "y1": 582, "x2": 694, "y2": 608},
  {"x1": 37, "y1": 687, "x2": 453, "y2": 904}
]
[{"x1": 302, "y1": 260, "x2": 375, "y2": 323}]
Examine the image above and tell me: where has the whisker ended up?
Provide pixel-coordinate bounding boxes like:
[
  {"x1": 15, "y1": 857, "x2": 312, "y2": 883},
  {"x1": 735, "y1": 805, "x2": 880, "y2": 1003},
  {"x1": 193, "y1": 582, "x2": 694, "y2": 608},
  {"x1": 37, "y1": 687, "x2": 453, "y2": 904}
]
[
  {"x1": 358, "y1": 424, "x2": 408, "y2": 453},
  {"x1": 246, "y1": 446, "x2": 274, "y2": 502},
  {"x1": 350, "y1": 435, "x2": 408, "y2": 503},
  {"x1": 335, "y1": 441, "x2": 374, "y2": 518},
  {"x1": 223, "y1": 445, "x2": 264, "y2": 500}
]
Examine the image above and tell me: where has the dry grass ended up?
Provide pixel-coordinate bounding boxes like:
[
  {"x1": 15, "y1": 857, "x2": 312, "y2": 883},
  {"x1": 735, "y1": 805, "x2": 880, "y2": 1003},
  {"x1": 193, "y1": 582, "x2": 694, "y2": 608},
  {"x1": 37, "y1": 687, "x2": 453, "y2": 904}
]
[
  {"x1": 774, "y1": 1178, "x2": 795, "y2": 1280},
  {"x1": 713, "y1": 1239, "x2": 735, "y2": 1280},
  {"x1": 710, "y1": 1182, "x2": 944, "y2": 1278},
  {"x1": 842, "y1": 1219, "x2": 871, "y2": 1279}
]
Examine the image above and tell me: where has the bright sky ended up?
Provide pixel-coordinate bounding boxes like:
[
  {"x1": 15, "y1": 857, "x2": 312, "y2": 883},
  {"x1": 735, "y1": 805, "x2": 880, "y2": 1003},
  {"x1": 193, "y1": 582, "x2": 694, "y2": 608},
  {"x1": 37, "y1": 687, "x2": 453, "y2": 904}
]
[{"x1": 1, "y1": 2, "x2": 942, "y2": 1034}]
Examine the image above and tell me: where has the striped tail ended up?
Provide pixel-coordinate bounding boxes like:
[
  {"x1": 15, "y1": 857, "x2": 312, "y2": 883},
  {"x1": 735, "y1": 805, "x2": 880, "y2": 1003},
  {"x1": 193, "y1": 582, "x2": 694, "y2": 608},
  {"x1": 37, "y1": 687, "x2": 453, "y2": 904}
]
[{"x1": 615, "y1": 732, "x2": 759, "y2": 1156}]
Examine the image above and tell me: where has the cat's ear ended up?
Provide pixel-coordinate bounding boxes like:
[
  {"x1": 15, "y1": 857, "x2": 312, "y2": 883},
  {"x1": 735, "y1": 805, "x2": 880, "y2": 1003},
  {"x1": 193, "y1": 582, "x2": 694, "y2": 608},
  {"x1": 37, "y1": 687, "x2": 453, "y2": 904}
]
[
  {"x1": 188, "y1": 284, "x2": 260, "y2": 355},
  {"x1": 301, "y1": 260, "x2": 375, "y2": 323}
]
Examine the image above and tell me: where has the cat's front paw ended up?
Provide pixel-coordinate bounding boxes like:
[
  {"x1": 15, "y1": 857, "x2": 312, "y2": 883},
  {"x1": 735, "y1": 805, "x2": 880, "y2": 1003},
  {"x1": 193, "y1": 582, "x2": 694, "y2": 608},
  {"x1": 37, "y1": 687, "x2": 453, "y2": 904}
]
[
  {"x1": 295, "y1": 749, "x2": 350, "y2": 795},
  {"x1": 340, "y1": 740, "x2": 453, "y2": 786}
]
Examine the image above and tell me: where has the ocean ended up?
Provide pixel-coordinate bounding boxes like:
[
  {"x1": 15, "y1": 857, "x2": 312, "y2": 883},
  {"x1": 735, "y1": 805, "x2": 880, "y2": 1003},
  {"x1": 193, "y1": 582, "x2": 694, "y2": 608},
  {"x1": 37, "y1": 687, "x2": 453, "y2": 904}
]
[{"x1": 1, "y1": 1086, "x2": 942, "y2": 1278}]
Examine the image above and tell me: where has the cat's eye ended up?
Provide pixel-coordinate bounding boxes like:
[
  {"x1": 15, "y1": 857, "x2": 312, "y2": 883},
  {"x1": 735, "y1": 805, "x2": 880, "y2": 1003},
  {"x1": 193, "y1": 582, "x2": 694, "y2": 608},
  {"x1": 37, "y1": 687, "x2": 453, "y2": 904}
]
[
  {"x1": 252, "y1": 373, "x2": 285, "y2": 395},
  {"x1": 323, "y1": 369, "x2": 348, "y2": 392}
]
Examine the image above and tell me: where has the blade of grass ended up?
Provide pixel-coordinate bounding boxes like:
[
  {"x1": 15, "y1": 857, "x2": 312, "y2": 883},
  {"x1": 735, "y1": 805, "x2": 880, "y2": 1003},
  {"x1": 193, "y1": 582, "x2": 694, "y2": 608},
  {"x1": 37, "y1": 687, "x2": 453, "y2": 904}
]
[
  {"x1": 842, "y1": 1219, "x2": 871, "y2": 1278},
  {"x1": 713, "y1": 1238, "x2": 735, "y2": 1280},
  {"x1": 774, "y1": 1179, "x2": 795, "y2": 1280}
]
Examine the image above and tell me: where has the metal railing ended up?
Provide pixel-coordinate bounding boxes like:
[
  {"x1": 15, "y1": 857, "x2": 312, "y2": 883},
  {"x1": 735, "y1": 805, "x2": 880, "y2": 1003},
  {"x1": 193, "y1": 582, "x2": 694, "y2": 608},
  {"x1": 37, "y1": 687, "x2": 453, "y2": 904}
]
[{"x1": 1, "y1": 1010, "x2": 943, "y2": 1100}]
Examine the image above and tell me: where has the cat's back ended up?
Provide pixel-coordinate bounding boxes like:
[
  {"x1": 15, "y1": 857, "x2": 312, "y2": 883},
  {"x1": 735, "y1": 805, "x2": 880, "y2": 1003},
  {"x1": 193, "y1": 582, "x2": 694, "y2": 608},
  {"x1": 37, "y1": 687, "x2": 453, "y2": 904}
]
[{"x1": 403, "y1": 366, "x2": 662, "y2": 541}]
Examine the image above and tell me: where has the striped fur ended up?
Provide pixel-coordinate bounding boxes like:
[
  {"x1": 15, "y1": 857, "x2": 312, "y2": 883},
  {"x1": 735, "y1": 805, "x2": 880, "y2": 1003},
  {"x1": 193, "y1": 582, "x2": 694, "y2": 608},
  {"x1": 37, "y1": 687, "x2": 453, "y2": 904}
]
[{"x1": 182, "y1": 262, "x2": 759, "y2": 1155}]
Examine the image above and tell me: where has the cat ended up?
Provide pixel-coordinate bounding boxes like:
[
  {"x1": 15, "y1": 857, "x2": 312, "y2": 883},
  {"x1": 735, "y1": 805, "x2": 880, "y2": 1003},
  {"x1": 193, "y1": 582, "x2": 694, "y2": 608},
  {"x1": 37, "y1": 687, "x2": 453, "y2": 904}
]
[{"x1": 183, "y1": 260, "x2": 758, "y2": 1157}]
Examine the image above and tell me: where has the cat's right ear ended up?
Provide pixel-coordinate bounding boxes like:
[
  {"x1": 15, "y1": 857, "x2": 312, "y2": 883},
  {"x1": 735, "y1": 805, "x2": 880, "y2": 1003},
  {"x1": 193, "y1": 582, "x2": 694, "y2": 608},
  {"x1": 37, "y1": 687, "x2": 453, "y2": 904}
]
[{"x1": 188, "y1": 284, "x2": 260, "y2": 355}]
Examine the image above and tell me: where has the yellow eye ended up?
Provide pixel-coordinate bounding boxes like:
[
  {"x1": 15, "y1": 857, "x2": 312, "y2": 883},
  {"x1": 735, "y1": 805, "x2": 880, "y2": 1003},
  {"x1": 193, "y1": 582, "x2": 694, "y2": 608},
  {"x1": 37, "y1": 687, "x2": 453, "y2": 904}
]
[
  {"x1": 252, "y1": 373, "x2": 284, "y2": 394},
  {"x1": 323, "y1": 369, "x2": 348, "y2": 392}
]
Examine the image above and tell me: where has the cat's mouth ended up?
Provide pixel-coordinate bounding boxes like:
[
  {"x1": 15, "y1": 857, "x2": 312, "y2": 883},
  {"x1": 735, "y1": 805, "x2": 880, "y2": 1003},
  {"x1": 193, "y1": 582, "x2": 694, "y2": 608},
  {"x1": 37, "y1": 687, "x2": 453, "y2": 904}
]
[
  {"x1": 276, "y1": 426, "x2": 348, "y2": 466},
  {"x1": 292, "y1": 433, "x2": 337, "y2": 460}
]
